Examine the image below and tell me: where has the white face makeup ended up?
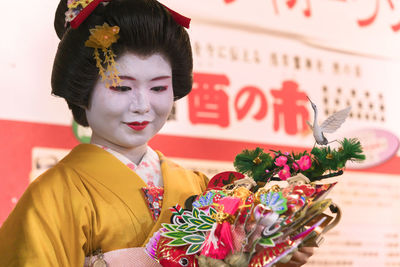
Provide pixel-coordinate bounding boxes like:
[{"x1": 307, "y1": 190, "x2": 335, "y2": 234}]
[{"x1": 86, "y1": 52, "x2": 174, "y2": 157}]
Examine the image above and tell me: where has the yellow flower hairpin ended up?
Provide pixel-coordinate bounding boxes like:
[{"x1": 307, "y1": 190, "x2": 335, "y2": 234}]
[{"x1": 85, "y1": 23, "x2": 121, "y2": 87}]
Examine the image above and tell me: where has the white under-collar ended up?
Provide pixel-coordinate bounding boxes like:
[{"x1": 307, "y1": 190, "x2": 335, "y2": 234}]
[{"x1": 95, "y1": 145, "x2": 163, "y2": 187}]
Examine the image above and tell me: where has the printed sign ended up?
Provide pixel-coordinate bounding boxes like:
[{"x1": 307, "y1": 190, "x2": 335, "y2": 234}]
[
  {"x1": 160, "y1": 0, "x2": 400, "y2": 59},
  {"x1": 161, "y1": 23, "x2": 400, "y2": 149}
]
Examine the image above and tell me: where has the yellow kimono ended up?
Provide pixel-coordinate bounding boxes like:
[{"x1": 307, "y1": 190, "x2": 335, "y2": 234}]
[{"x1": 0, "y1": 144, "x2": 208, "y2": 266}]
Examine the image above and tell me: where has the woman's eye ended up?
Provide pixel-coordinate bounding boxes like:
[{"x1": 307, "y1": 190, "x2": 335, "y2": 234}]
[
  {"x1": 151, "y1": 86, "x2": 167, "y2": 92},
  {"x1": 109, "y1": 86, "x2": 131, "y2": 92}
]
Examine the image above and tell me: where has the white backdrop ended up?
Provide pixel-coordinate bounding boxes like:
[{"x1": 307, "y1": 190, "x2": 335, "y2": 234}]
[{"x1": 1, "y1": 1, "x2": 400, "y2": 266}]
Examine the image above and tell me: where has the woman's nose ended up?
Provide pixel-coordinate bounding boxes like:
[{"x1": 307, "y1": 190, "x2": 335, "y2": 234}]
[{"x1": 129, "y1": 89, "x2": 150, "y2": 114}]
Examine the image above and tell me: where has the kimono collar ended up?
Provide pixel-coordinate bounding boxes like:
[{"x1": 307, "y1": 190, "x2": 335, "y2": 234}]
[{"x1": 95, "y1": 145, "x2": 163, "y2": 187}]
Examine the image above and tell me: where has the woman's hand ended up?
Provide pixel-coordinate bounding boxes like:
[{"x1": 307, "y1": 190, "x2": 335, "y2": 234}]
[
  {"x1": 276, "y1": 246, "x2": 314, "y2": 267},
  {"x1": 84, "y1": 247, "x2": 161, "y2": 267}
]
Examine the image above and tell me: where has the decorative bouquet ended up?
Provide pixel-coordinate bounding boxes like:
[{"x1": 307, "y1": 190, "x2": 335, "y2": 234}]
[{"x1": 146, "y1": 138, "x2": 365, "y2": 267}]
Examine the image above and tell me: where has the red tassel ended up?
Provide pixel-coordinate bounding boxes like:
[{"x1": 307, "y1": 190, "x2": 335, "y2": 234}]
[{"x1": 201, "y1": 197, "x2": 240, "y2": 259}]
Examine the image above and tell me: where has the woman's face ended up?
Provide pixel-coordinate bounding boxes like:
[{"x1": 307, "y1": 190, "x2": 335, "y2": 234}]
[{"x1": 86, "y1": 52, "x2": 174, "y2": 151}]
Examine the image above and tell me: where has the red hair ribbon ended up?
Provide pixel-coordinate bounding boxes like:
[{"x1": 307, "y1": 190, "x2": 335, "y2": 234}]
[
  {"x1": 70, "y1": 0, "x2": 191, "y2": 29},
  {"x1": 160, "y1": 3, "x2": 191, "y2": 29}
]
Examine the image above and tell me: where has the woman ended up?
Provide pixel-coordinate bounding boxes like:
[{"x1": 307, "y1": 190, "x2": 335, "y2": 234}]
[
  {"x1": 0, "y1": 0, "x2": 313, "y2": 266},
  {"x1": 0, "y1": 0, "x2": 207, "y2": 266}
]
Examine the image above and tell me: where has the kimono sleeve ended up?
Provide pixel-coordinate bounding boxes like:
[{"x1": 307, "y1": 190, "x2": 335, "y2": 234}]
[
  {"x1": 0, "y1": 165, "x2": 92, "y2": 267},
  {"x1": 193, "y1": 170, "x2": 209, "y2": 192}
]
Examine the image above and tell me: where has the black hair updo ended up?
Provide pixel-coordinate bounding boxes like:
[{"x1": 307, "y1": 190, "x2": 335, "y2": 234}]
[{"x1": 52, "y1": 0, "x2": 193, "y2": 126}]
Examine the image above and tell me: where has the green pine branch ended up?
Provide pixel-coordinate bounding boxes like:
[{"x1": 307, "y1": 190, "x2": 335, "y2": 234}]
[
  {"x1": 233, "y1": 138, "x2": 365, "y2": 183},
  {"x1": 233, "y1": 147, "x2": 273, "y2": 182}
]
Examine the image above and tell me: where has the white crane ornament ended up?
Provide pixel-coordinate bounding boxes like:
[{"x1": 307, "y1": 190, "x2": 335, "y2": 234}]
[{"x1": 307, "y1": 96, "x2": 351, "y2": 145}]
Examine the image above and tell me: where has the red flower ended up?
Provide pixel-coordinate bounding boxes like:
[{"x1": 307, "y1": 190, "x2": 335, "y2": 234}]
[
  {"x1": 296, "y1": 155, "x2": 312, "y2": 171},
  {"x1": 278, "y1": 165, "x2": 291, "y2": 180},
  {"x1": 275, "y1": 156, "x2": 288, "y2": 167},
  {"x1": 292, "y1": 162, "x2": 299, "y2": 171}
]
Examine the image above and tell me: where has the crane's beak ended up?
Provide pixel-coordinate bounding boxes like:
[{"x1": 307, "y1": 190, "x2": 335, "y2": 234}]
[{"x1": 306, "y1": 96, "x2": 316, "y2": 109}]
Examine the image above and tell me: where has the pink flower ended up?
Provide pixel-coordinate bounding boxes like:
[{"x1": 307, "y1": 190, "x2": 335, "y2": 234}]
[
  {"x1": 296, "y1": 155, "x2": 312, "y2": 171},
  {"x1": 274, "y1": 156, "x2": 288, "y2": 167},
  {"x1": 292, "y1": 162, "x2": 299, "y2": 171},
  {"x1": 278, "y1": 164, "x2": 291, "y2": 180}
]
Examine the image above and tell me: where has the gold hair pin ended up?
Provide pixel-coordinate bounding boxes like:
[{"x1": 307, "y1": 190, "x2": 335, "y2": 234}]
[{"x1": 85, "y1": 22, "x2": 120, "y2": 87}]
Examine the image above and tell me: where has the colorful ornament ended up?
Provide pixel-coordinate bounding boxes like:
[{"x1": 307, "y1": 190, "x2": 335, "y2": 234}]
[
  {"x1": 201, "y1": 197, "x2": 240, "y2": 259},
  {"x1": 85, "y1": 23, "x2": 120, "y2": 88},
  {"x1": 160, "y1": 205, "x2": 216, "y2": 256},
  {"x1": 142, "y1": 186, "x2": 164, "y2": 221},
  {"x1": 149, "y1": 137, "x2": 364, "y2": 266},
  {"x1": 258, "y1": 191, "x2": 288, "y2": 214},
  {"x1": 156, "y1": 235, "x2": 199, "y2": 267}
]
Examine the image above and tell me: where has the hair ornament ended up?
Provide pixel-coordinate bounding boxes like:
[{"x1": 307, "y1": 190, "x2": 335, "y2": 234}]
[
  {"x1": 65, "y1": 0, "x2": 111, "y2": 29},
  {"x1": 159, "y1": 3, "x2": 191, "y2": 29},
  {"x1": 85, "y1": 22, "x2": 120, "y2": 87},
  {"x1": 67, "y1": 0, "x2": 92, "y2": 9},
  {"x1": 65, "y1": 0, "x2": 191, "y2": 29}
]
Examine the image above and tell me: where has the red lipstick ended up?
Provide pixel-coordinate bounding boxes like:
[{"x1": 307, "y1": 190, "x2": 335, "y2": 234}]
[{"x1": 126, "y1": 121, "x2": 149, "y2": 131}]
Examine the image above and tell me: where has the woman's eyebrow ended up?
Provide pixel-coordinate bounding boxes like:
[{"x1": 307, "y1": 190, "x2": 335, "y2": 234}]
[
  {"x1": 120, "y1": 75, "x2": 136, "y2": 80},
  {"x1": 151, "y1": 75, "x2": 171, "y2": 81},
  {"x1": 119, "y1": 75, "x2": 171, "y2": 81}
]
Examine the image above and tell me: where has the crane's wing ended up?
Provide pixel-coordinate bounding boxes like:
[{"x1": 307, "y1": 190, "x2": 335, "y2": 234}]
[{"x1": 320, "y1": 106, "x2": 351, "y2": 133}]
